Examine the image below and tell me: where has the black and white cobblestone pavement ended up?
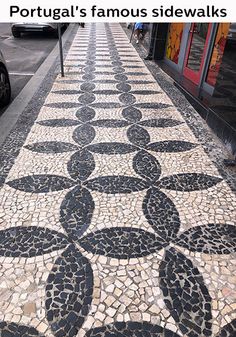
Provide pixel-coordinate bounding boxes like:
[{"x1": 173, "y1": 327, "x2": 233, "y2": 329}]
[{"x1": 0, "y1": 23, "x2": 236, "y2": 337}]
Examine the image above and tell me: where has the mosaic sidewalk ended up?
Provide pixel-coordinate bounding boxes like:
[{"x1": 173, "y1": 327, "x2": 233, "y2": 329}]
[{"x1": 0, "y1": 23, "x2": 236, "y2": 337}]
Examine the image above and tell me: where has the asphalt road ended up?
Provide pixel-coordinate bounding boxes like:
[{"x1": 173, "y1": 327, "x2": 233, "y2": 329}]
[{"x1": 0, "y1": 23, "x2": 60, "y2": 114}]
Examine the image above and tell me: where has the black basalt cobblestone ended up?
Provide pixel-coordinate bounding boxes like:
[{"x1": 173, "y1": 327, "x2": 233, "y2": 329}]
[{"x1": 0, "y1": 22, "x2": 235, "y2": 337}]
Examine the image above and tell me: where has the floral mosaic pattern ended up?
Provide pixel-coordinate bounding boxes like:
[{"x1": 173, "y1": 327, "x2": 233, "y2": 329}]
[{"x1": 0, "y1": 23, "x2": 236, "y2": 337}]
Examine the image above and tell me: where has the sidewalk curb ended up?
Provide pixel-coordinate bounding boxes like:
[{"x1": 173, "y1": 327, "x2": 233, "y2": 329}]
[{"x1": 0, "y1": 24, "x2": 78, "y2": 146}]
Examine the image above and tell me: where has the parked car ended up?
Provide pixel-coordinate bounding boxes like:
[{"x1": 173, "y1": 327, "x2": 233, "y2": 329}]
[
  {"x1": 11, "y1": 23, "x2": 68, "y2": 38},
  {"x1": 0, "y1": 50, "x2": 11, "y2": 108}
]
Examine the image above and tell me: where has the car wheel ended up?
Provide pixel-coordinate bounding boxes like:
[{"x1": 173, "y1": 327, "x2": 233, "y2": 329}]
[
  {"x1": 12, "y1": 30, "x2": 21, "y2": 38},
  {"x1": 0, "y1": 66, "x2": 11, "y2": 107}
]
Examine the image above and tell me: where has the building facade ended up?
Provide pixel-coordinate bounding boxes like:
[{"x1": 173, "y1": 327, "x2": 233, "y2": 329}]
[{"x1": 148, "y1": 23, "x2": 236, "y2": 154}]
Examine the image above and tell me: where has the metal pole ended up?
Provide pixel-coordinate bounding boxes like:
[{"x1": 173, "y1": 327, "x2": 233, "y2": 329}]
[
  {"x1": 58, "y1": 23, "x2": 64, "y2": 77},
  {"x1": 130, "y1": 24, "x2": 135, "y2": 43}
]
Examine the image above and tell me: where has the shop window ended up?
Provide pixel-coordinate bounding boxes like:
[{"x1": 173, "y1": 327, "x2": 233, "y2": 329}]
[
  {"x1": 186, "y1": 23, "x2": 209, "y2": 72},
  {"x1": 207, "y1": 23, "x2": 236, "y2": 129},
  {"x1": 206, "y1": 23, "x2": 230, "y2": 87},
  {"x1": 165, "y1": 23, "x2": 184, "y2": 64}
]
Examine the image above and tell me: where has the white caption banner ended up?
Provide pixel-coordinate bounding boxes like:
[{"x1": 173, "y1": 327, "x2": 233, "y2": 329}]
[{"x1": 0, "y1": 0, "x2": 235, "y2": 22}]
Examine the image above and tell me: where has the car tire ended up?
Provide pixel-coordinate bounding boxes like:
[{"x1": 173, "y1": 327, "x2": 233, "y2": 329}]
[
  {"x1": 0, "y1": 66, "x2": 11, "y2": 107},
  {"x1": 12, "y1": 30, "x2": 21, "y2": 38}
]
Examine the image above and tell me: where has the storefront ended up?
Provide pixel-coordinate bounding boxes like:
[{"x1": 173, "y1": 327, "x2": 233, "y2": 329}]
[{"x1": 152, "y1": 23, "x2": 236, "y2": 153}]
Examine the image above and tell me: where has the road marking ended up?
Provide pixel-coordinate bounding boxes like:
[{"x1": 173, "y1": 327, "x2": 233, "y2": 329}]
[{"x1": 9, "y1": 72, "x2": 35, "y2": 76}]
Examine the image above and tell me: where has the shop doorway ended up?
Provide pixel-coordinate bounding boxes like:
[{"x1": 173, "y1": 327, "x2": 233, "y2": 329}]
[{"x1": 183, "y1": 23, "x2": 212, "y2": 85}]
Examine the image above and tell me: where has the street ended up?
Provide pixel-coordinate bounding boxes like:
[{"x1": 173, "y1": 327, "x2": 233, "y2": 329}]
[{"x1": 0, "y1": 23, "x2": 58, "y2": 113}]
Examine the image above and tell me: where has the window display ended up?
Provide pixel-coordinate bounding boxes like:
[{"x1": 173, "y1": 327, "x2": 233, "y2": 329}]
[
  {"x1": 206, "y1": 23, "x2": 230, "y2": 87},
  {"x1": 165, "y1": 23, "x2": 184, "y2": 64}
]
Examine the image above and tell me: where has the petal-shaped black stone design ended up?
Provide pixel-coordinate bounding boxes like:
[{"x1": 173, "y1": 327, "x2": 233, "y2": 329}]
[
  {"x1": 116, "y1": 46, "x2": 135, "y2": 49},
  {"x1": 86, "y1": 142, "x2": 138, "y2": 155},
  {"x1": 112, "y1": 61, "x2": 123, "y2": 66},
  {"x1": 37, "y1": 119, "x2": 81, "y2": 127},
  {"x1": 84, "y1": 66, "x2": 96, "y2": 73},
  {"x1": 91, "y1": 102, "x2": 121, "y2": 109},
  {"x1": 24, "y1": 141, "x2": 79, "y2": 154},
  {"x1": 85, "y1": 49, "x2": 96, "y2": 54},
  {"x1": 73, "y1": 124, "x2": 96, "y2": 146},
  {"x1": 84, "y1": 176, "x2": 150, "y2": 194},
  {"x1": 86, "y1": 60, "x2": 96, "y2": 65},
  {"x1": 45, "y1": 102, "x2": 81, "y2": 109},
  {"x1": 128, "y1": 65, "x2": 146, "y2": 69},
  {"x1": 76, "y1": 107, "x2": 96, "y2": 122},
  {"x1": 82, "y1": 73, "x2": 96, "y2": 81},
  {"x1": 110, "y1": 52, "x2": 122, "y2": 57},
  {"x1": 86, "y1": 54, "x2": 96, "y2": 59},
  {"x1": 125, "y1": 72, "x2": 149, "y2": 76},
  {"x1": 0, "y1": 226, "x2": 69, "y2": 257},
  {"x1": 131, "y1": 90, "x2": 161, "y2": 95},
  {"x1": 116, "y1": 83, "x2": 131, "y2": 92},
  {"x1": 113, "y1": 66, "x2": 126, "y2": 73},
  {"x1": 80, "y1": 82, "x2": 96, "y2": 92},
  {"x1": 66, "y1": 64, "x2": 89, "y2": 69},
  {"x1": 119, "y1": 93, "x2": 136, "y2": 105},
  {"x1": 157, "y1": 173, "x2": 222, "y2": 191},
  {"x1": 110, "y1": 56, "x2": 121, "y2": 60},
  {"x1": 129, "y1": 80, "x2": 156, "y2": 84},
  {"x1": 60, "y1": 187, "x2": 94, "y2": 240},
  {"x1": 139, "y1": 118, "x2": 184, "y2": 128},
  {"x1": 7, "y1": 175, "x2": 76, "y2": 193},
  {"x1": 85, "y1": 322, "x2": 181, "y2": 337},
  {"x1": 127, "y1": 125, "x2": 150, "y2": 147},
  {"x1": 216, "y1": 320, "x2": 236, "y2": 337},
  {"x1": 55, "y1": 79, "x2": 83, "y2": 84},
  {"x1": 133, "y1": 150, "x2": 161, "y2": 182},
  {"x1": 92, "y1": 90, "x2": 119, "y2": 95},
  {"x1": 174, "y1": 224, "x2": 236, "y2": 254},
  {"x1": 159, "y1": 247, "x2": 212, "y2": 337},
  {"x1": 143, "y1": 188, "x2": 180, "y2": 241},
  {"x1": 86, "y1": 50, "x2": 96, "y2": 55},
  {"x1": 78, "y1": 93, "x2": 96, "y2": 105},
  {"x1": 80, "y1": 227, "x2": 166, "y2": 259},
  {"x1": 114, "y1": 74, "x2": 128, "y2": 81},
  {"x1": 135, "y1": 103, "x2": 172, "y2": 109},
  {"x1": 122, "y1": 106, "x2": 142, "y2": 122},
  {"x1": 0, "y1": 321, "x2": 43, "y2": 336},
  {"x1": 52, "y1": 90, "x2": 82, "y2": 95},
  {"x1": 66, "y1": 71, "x2": 91, "y2": 76},
  {"x1": 46, "y1": 245, "x2": 93, "y2": 337},
  {"x1": 94, "y1": 79, "x2": 117, "y2": 84},
  {"x1": 90, "y1": 119, "x2": 130, "y2": 128},
  {"x1": 110, "y1": 59, "x2": 121, "y2": 64},
  {"x1": 95, "y1": 71, "x2": 116, "y2": 75},
  {"x1": 68, "y1": 150, "x2": 95, "y2": 182},
  {"x1": 146, "y1": 140, "x2": 197, "y2": 153}
]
